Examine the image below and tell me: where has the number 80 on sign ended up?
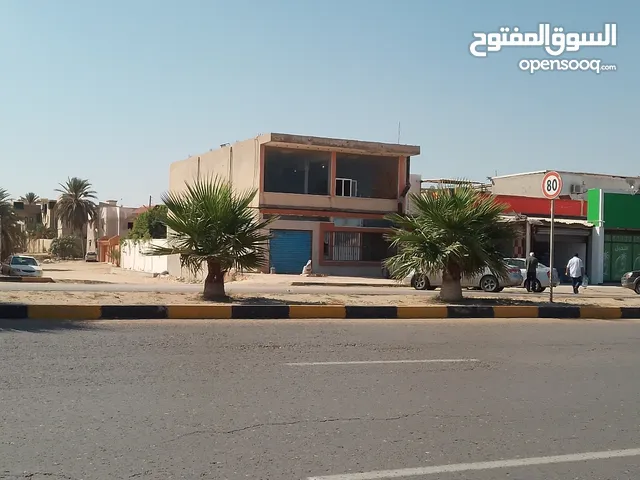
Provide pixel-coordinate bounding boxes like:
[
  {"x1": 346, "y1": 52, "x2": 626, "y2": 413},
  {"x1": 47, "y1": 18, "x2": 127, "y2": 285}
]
[{"x1": 541, "y1": 171, "x2": 563, "y2": 199}]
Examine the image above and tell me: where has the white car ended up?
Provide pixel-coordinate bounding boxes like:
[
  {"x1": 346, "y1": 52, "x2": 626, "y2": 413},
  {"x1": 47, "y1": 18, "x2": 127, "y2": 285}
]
[
  {"x1": 402, "y1": 265, "x2": 523, "y2": 293},
  {"x1": 504, "y1": 257, "x2": 559, "y2": 292},
  {"x1": 1, "y1": 255, "x2": 44, "y2": 277}
]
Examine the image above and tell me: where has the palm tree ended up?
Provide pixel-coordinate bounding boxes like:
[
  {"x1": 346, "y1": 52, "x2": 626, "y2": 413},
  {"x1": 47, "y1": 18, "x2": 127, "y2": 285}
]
[
  {"x1": 146, "y1": 176, "x2": 277, "y2": 300},
  {"x1": 20, "y1": 192, "x2": 40, "y2": 204},
  {"x1": 55, "y1": 177, "x2": 98, "y2": 255},
  {"x1": 384, "y1": 185, "x2": 517, "y2": 302},
  {"x1": 0, "y1": 188, "x2": 25, "y2": 259}
]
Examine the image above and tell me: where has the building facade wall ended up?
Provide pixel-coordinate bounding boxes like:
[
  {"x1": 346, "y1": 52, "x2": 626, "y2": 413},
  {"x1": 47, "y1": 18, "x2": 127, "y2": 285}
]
[
  {"x1": 405, "y1": 174, "x2": 422, "y2": 215},
  {"x1": 265, "y1": 218, "x2": 384, "y2": 277},
  {"x1": 169, "y1": 136, "x2": 263, "y2": 201}
]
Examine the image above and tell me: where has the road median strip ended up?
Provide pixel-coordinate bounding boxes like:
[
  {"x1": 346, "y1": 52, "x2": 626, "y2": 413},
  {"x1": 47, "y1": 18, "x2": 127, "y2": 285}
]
[
  {"x1": 0, "y1": 304, "x2": 638, "y2": 320},
  {"x1": 0, "y1": 276, "x2": 55, "y2": 283}
]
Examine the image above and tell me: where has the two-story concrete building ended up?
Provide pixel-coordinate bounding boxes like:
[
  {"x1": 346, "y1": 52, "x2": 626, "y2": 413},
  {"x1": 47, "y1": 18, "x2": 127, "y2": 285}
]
[
  {"x1": 86, "y1": 200, "x2": 139, "y2": 260},
  {"x1": 13, "y1": 198, "x2": 72, "y2": 236},
  {"x1": 169, "y1": 133, "x2": 420, "y2": 275}
]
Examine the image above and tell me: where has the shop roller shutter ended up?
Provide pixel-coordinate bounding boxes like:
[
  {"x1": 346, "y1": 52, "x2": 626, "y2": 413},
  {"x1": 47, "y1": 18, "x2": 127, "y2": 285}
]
[{"x1": 269, "y1": 230, "x2": 312, "y2": 274}]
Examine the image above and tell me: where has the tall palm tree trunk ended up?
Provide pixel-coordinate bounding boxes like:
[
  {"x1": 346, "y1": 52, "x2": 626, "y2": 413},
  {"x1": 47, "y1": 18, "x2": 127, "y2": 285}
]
[
  {"x1": 203, "y1": 259, "x2": 227, "y2": 300},
  {"x1": 76, "y1": 228, "x2": 86, "y2": 258},
  {"x1": 440, "y1": 270, "x2": 463, "y2": 302}
]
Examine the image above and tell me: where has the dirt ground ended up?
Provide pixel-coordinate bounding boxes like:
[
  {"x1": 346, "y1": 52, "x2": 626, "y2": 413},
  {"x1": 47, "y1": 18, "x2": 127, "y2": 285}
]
[
  {"x1": 41, "y1": 261, "x2": 178, "y2": 285},
  {"x1": 37, "y1": 261, "x2": 397, "y2": 287},
  {"x1": 3, "y1": 290, "x2": 640, "y2": 307}
]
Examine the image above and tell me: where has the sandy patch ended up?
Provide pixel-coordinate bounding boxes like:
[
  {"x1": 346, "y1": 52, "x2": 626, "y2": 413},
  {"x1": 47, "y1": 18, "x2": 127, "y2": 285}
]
[{"x1": 2, "y1": 290, "x2": 640, "y2": 307}]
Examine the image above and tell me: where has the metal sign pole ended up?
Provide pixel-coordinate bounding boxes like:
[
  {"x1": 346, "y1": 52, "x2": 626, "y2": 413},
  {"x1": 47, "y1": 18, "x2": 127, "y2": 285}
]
[{"x1": 549, "y1": 198, "x2": 555, "y2": 303}]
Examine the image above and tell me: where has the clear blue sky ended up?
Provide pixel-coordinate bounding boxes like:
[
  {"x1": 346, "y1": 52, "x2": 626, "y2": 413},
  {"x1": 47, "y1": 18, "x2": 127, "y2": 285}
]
[{"x1": 1, "y1": 0, "x2": 637, "y2": 206}]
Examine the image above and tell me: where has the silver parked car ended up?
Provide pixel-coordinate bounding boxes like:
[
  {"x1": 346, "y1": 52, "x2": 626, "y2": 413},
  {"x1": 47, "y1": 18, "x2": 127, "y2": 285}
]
[
  {"x1": 1, "y1": 255, "x2": 44, "y2": 277},
  {"x1": 505, "y1": 257, "x2": 560, "y2": 292},
  {"x1": 402, "y1": 265, "x2": 523, "y2": 292}
]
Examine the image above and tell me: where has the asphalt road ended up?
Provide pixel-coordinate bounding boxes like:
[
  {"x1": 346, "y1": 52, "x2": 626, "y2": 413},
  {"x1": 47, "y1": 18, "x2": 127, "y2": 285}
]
[{"x1": 2, "y1": 318, "x2": 640, "y2": 479}]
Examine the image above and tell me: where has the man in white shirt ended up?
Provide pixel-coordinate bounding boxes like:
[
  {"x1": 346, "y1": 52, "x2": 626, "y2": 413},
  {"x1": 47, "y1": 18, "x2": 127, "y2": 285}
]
[{"x1": 566, "y1": 253, "x2": 585, "y2": 294}]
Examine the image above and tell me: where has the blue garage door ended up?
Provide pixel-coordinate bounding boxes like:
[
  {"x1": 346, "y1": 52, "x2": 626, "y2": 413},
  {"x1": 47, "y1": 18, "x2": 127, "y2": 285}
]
[{"x1": 270, "y1": 229, "x2": 312, "y2": 274}]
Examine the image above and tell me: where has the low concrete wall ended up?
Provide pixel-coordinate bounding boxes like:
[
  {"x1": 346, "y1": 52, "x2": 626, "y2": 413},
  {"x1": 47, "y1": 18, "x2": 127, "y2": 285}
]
[
  {"x1": 120, "y1": 239, "x2": 174, "y2": 274},
  {"x1": 26, "y1": 239, "x2": 54, "y2": 254}
]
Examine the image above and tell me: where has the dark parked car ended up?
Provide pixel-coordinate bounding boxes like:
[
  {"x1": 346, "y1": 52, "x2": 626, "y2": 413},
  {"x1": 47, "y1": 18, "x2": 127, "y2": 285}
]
[{"x1": 621, "y1": 271, "x2": 640, "y2": 294}]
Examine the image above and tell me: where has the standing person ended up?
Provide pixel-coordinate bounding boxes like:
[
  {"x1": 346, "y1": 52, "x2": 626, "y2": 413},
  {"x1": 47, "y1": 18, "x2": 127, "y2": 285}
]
[
  {"x1": 525, "y1": 252, "x2": 539, "y2": 292},
  {"x1": 566, "y1": 253, "x2": 585, "y2": 294}
]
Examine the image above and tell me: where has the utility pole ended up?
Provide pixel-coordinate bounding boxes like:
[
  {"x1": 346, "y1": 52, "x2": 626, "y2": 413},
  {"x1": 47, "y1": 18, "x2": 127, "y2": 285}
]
[{"x1": 149, "y1": 195, "x2": 152, "y2": 208}]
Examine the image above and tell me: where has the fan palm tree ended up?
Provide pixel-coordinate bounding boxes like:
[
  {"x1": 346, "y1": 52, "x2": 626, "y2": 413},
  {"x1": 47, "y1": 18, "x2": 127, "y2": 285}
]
[
  {"x1": 55, "y1": 177, "x2": 98, "y2": 255},
  {"x1": 146, "y1": 176, "x2": 277, "y2": 300},
  {"x1": 0, "y1": 188, "x2": 25, "y2": 259},
  {"x1": 384, "y1": 184, "x2": 517, "y2": 302},
  {"x1": 20, "y1": 192, "x2": 40, "y2": 204}
]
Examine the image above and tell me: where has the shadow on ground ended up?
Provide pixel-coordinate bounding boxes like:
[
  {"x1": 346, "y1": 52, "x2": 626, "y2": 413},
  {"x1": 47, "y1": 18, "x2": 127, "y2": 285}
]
[
  {"x1": 439, "y1": 297, "x2": 598, "y2": 307},
  {"x1": 227, "y1": 296, "x2": 331, "y2": 306},
  {"x1": 53, "y1": 279, "x2": 114, "y2": 284},
  {"x1": 0, "y1": 319, "x2": 95, "y2": 333}
]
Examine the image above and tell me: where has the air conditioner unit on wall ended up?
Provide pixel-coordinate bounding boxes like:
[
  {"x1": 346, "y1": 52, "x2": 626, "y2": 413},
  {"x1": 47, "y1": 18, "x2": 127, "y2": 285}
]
[{"x1": 570, "y1": 184, "x2": 585, "y2": 194}]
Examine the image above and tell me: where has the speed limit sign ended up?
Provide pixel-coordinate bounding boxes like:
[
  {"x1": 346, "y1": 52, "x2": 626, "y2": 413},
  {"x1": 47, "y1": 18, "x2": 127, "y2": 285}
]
[{"x1": 542, "y1": 171, "x2": 563, "y2": 199}]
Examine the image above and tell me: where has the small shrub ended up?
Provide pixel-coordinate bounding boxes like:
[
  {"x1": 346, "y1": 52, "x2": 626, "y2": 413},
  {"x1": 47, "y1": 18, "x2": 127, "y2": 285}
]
[{"x1": 50, "y1": 235, "x2": 82, "y2": 259}]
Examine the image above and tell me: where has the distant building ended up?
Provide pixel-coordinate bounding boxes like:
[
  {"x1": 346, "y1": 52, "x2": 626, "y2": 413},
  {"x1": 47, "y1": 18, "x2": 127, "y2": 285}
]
[
  {"x1": 86, "y1": 201, "x2": 139, "y2": 258},
  {"x1": 12, "y1": 198, "x2": 71, "y2": 236},
  {"x1": 489, "y1": 170, "x2": 640, "y2": 200}
]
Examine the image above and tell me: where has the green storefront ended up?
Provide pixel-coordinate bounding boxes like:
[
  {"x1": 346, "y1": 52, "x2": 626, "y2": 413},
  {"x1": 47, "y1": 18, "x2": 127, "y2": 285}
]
[
  {"x1": 588, "y1": 189, "x2": 640, "y2": 283},
  {"x1": 603, "y1": 234, "x2": 640, "y2": 282}
]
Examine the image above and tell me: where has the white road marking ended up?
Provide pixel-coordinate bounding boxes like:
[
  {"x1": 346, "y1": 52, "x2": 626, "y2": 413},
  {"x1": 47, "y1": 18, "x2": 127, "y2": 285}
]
[
  {"x1": 306, "y1": 447, "x2": 640, "y2": 479},
  {"x1": 285, "y1": 359, "x2": 479, "y2": 366}
]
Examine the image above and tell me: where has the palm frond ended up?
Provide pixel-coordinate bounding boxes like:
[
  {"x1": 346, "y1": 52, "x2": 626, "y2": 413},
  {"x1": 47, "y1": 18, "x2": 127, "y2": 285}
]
[
  {"x1": 385, "y1": 184, "x2": 517, "y2": 281},
  {"x1": 0, "y1": 188, "x2": 26, "y2": 258},
  {"x1": 55, "y1": 177, "x2": 98, "y2": 232},
  {"x1": 20, "y1": 192, "x2": 40, "y2": 204},
  {"x1": 145, "y1": 176, "x2": 277, "y2": 275}
]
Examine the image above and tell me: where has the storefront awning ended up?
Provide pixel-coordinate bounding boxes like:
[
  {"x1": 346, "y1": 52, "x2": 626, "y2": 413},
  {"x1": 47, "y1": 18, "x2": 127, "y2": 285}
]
[{"x1": 526, "y1": 217, "x2": 593, "y2": 228}]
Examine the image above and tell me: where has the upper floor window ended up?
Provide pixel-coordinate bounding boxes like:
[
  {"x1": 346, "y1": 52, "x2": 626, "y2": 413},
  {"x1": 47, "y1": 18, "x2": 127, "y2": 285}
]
[
  {"x1": 263, "y1": 147, "x2": 330, "y2": 195},
  {"x1": 335, "y1": 153, "x2": 399, "y2": 199},
  {"x1": 335, "y1": 178, "x2": 358, "y2": 197}
]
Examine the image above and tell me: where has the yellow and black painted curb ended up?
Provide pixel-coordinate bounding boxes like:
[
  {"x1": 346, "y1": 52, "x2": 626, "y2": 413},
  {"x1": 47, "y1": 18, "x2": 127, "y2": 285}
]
[
  {"x1": 0, "y1": 276, "x2": 54, "y2": 283},
  {"x1": 0, "y1": 304, "x2": 639, "y2": 320}
]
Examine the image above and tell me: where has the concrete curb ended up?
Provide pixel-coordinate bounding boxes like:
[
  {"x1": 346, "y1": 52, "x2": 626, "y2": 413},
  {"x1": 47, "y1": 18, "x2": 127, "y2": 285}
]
[
  {"x1": 0, "y1": 304, "x2": 638, "y2": 320},
  {"x1": 290, "y1": 282, "x2": 403, "y2": 288},
  {"x1": 0, "y1": 277, "x2": 55, "y2": 283}
]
